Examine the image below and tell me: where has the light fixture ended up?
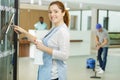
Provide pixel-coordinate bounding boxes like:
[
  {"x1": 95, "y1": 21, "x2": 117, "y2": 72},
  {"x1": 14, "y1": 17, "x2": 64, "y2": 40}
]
[
  {"x1": 30, "y1": 0, "x2": 34, "y2": 4},
  {"x1": 38, "y1": 0, "x2": 42, "y2": 5},
  {"x1": 80, "y1": 3, "x2": 83, "y2": 8}
]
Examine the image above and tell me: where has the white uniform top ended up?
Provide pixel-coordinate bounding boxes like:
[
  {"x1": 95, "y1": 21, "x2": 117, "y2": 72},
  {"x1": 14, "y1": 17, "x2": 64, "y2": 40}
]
[{"x1": 45, "y1": 24, "x2": 70, "y2": 79}]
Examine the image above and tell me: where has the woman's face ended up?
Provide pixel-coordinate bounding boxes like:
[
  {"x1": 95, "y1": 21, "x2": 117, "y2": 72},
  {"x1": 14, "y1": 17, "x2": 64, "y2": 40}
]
[{"x1": 48, "y1": 4, "x2": 65, "y2": 26}]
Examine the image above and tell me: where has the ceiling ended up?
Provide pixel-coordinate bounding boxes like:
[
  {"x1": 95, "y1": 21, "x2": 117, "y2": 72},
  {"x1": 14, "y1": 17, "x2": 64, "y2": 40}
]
[{"x1": 19, "y1": 0, "x2": 120, "y2": 11}]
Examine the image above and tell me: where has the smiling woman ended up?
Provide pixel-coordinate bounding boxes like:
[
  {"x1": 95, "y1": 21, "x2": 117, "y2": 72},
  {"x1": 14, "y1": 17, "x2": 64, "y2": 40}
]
[{"x1": 14, "y1": 1, "x2": 70, "y2": 80}]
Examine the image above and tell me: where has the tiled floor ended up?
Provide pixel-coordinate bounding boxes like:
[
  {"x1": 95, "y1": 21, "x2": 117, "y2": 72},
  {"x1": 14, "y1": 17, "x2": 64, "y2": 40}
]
[{"x1": 18, "y1": 48, "x2": 120, "y2": 80}]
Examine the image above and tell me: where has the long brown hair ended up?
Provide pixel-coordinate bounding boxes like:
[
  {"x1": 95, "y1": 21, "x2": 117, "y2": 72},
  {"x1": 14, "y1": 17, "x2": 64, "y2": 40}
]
[{"x1": 49, "y1": 1, "x2": 69, "y2": 27}]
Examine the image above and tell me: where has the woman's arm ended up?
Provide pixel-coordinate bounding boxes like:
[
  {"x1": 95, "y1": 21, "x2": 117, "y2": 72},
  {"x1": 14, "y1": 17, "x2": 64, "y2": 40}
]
[
  {"x1": 52, "y1": 29, "x2": 70, "y2": 61},
  {"x1": 14, "y1": 25, "x2": 37, "y2": 43}
]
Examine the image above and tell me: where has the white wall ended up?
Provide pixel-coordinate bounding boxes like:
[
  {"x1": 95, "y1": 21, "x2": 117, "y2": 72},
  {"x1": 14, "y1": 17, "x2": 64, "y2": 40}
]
[
  {"x1": 68, "y1": 0, "x2": 120, "y2": 6},
  {"x1": 70, "y1": 31, "x2": 91, "y2": 56},
  {"x1": 69, "y1": 11, "x2": 92, "y2": 56}
]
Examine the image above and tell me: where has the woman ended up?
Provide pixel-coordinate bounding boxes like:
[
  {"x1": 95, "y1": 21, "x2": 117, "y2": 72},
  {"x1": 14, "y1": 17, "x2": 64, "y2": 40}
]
[{"x1": 14, "y1": 1, "x2": 70, "y2": 80}]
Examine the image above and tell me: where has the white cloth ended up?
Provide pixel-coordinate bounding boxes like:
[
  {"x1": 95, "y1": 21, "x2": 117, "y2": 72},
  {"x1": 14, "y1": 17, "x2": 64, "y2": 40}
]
[
  {"x1": 34, "y1": 40, "x2": 44, "y2": 65},
  {"x1": 28, "y1": 30, "x2": 45, "y2": 65},
  {"x1": 34, "y1": 49, "x2": 43, "y2": 65}
]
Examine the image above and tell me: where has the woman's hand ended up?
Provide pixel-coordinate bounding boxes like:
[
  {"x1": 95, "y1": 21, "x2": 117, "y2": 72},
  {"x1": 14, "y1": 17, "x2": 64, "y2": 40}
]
[
  {"x1": 34, "y1": 40, "x2": 44, "y2": 51},
  {"x1": 34, "y1": 39, "x2": 53, "y2": 55},
  {"x1": 14, "y1": 25, "x2": 27, "y2": 34}
]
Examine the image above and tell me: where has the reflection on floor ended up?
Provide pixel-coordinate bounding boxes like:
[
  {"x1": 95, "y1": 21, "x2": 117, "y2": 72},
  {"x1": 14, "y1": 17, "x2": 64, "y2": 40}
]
[{"x1": 18, "y1": 48, "x2": 120, "y2": 80}]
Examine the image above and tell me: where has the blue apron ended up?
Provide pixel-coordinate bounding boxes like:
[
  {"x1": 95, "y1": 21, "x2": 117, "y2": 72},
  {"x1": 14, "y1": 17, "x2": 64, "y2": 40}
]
[{"x1": 37, "y1": 25, "x2": 67, "y2": 80}]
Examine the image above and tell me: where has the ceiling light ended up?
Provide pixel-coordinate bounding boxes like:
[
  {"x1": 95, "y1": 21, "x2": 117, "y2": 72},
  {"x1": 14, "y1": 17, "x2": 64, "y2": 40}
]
[
  {"x1": 30, "y1": 0, "x2": 34, "y2": 4},
  {"x1": 38, "y1": 0, "x2": 42, "y2": 5},
  {"x1": 80, "y1": 3, "x2": 83, "y2": 8}
]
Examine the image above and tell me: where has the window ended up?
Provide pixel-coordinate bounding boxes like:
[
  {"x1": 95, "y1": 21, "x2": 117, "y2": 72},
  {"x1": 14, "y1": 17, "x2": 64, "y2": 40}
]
[
  {"x1": 109, "y1": 11, "x2": 120, "y2": 32},
  {"x1": 69, "y1": 11, "x2": 81, "y2": 31}
]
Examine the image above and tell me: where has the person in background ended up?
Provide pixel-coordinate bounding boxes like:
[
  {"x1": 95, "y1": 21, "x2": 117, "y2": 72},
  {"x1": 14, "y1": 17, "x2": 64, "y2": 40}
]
[
  {"x1": 34, "y1": 16, "x2": 47, "y2": 30},
  {"x1": 14, "y1": 1, "x2": 70, "y2": 80},
  {"x1": 95, "y1": 23, "x2": 110, "y2": 74}
]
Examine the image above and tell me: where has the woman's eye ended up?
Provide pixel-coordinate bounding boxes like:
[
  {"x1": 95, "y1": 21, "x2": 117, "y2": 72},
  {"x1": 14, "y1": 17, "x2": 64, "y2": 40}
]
[
  {"x1": 54, "y1": 11, "x2": 58, "y2": 13},
  {"x1": 48, "y1": 11, "x2": 52, "y2": 14}
]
